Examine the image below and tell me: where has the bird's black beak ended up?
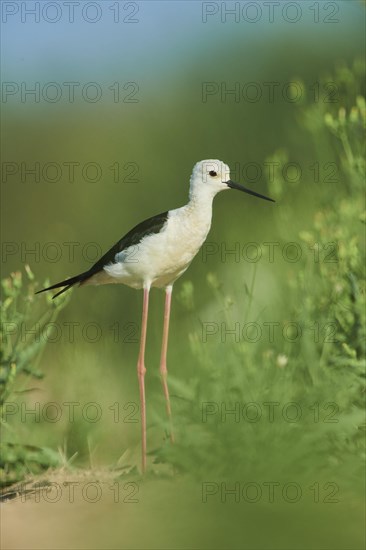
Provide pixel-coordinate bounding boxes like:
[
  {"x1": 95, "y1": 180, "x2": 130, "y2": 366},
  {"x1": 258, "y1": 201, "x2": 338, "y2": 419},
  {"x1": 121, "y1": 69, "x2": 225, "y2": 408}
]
[{"x1": 225, "y1": 180, "x2": 275, "y2": 203}]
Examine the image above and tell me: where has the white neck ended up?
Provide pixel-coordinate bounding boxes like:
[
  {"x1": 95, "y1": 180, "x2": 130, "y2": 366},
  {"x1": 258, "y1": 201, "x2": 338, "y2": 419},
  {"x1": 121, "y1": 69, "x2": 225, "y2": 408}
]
[{"x1": 187, "y1": 183, "x2": 216, "y2": 216}]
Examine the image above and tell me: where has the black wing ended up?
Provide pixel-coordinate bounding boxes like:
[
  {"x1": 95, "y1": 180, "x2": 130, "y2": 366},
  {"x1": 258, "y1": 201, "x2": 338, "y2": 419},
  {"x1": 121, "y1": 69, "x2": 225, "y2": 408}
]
[
  {"x1": 87, "y1": 210, "x2": 169, "y2": 275},
  {"x1": 36, "y1": 210, "x2": 169, "y2": 299}
]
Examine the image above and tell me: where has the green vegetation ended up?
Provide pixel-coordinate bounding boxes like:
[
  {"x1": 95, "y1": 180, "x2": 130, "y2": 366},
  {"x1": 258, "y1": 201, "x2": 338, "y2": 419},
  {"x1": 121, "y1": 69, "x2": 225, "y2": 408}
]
[
  {"x1": 1, "y1": 56, "x2": 365, "y2": 547},
  {"x1": 0, "y1": 268, "x2": 69, "y2": 486},
  {"x1": 157, "y1": 61, "x2": 366, "y2": 482}
]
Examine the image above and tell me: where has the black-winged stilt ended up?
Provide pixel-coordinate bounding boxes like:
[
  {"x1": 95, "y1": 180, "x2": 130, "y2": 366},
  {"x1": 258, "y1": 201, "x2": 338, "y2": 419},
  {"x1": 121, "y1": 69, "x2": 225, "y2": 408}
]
[{"x1": 36, "y1": 159, "x2": 274, "y2": 472}]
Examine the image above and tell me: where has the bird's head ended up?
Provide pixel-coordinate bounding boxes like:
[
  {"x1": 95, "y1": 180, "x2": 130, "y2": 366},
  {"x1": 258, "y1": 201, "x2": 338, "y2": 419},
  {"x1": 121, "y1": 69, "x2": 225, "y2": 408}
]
[{"x1": 189, "y1": 159, "x2": 274, "y2": 203}]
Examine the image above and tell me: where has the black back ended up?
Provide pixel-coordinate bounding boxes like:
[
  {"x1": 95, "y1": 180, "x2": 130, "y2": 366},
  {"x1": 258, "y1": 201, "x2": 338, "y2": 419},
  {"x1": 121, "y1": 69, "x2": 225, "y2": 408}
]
[
  {"x1": 87, "y1": 210, "x2": 169, "y2": 276},
  {"x1": 36, "y1": 210, "x2": 170, "y2": 299}
]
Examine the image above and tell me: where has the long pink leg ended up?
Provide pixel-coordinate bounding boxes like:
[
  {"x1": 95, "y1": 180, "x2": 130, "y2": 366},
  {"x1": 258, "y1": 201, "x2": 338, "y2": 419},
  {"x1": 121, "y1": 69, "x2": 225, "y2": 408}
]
[
  {"x1": 137, "y1": 285, "x2": 150, "y2": 473},
  {"x1": 160, "y1": 285, "x2": 174, "y2": 442}
]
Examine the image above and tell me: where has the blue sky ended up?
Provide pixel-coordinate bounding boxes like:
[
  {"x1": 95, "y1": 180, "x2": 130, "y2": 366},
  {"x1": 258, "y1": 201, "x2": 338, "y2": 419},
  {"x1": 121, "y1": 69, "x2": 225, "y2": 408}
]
[{"x1": 2, "y1": 1, "x2": 363, "y2": 84}]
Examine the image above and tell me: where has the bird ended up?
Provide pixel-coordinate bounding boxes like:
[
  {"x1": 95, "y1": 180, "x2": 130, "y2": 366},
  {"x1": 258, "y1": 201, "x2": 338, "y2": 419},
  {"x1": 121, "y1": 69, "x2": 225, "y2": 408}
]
[{"x1": 36, "y1": 159, "x2": 275, "y2": 472}]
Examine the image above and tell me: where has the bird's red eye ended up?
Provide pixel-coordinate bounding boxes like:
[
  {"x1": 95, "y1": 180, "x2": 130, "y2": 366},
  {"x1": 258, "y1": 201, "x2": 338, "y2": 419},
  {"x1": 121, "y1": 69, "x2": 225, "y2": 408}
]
[{"x1": 209, "y1": 171, "x2": 217, "y2": 177}]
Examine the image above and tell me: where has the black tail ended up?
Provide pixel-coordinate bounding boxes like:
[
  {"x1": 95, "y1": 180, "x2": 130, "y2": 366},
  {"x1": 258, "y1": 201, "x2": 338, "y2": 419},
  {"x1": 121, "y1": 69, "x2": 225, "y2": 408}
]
[{"x1": 35, "y1": 272, "x2": 89, "y2": 299}]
